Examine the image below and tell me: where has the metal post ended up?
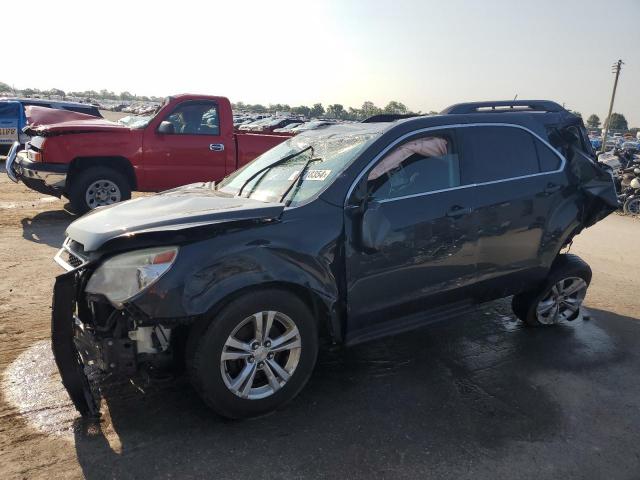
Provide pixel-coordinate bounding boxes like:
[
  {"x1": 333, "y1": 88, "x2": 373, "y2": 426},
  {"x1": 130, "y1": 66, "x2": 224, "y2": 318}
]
[{"x1": 600, "y1": 59, "x2": 624, "y2": 154}]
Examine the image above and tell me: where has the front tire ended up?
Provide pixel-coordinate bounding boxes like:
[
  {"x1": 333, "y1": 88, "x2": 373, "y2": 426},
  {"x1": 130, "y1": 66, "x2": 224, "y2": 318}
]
[
  {"x1": 67, "y1": 166, "x2": 131, "y2": 214},
  {"x1": 512, "y1": 254, "x2": 592, "y2": 327},
  {"x1": 186, "y1": 289, "x2": 318, "y2": 419}
]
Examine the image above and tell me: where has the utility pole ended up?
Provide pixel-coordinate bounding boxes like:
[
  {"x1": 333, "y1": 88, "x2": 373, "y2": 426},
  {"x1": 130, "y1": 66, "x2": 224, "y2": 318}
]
[{"x1": 600, "y1": 59, "x2": 624, "y2": 154}]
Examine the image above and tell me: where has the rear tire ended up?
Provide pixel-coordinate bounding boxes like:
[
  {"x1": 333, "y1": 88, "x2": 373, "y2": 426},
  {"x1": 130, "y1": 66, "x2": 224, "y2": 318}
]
[
  {"x1": 186, "y1": 289, "x2": 318, "y2": 419},
  {"x1": 512, "y1": 254, "x2": 592, "y2": 327},
  {"x1": 67, "y1": 166, "x2": 131, "y2": 214}
]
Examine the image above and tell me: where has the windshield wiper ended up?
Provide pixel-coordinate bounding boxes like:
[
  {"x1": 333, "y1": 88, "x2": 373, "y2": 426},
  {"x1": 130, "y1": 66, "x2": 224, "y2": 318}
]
[
  {"x1": 279, "y1": 155, "x2": 322, "y2": 205},
  {"x1": 237, "y1": 146, "x2": 313, "y2": 198}
]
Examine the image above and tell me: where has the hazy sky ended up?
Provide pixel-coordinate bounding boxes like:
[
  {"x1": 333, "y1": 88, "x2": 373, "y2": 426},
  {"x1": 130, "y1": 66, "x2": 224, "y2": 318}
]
[{"x1": 5, "y1": 0, "x2": 640, "y2": 124}]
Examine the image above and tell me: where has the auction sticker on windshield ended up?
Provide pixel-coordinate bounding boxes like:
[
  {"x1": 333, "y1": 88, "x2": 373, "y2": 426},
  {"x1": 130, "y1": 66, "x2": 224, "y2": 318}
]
[
  {"x1": 305, "y1": 170, "x2": 331, "y2": 181},
  {"x1": 287, "y1": 169, "x2": 332, "y2": 181}
]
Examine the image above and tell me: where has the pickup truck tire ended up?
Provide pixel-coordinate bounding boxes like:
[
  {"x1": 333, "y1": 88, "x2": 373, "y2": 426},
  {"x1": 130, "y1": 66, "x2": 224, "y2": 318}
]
[
  {"x1": 512, "y1": 254, "x2": 592, "y2": 327},
  {"x1": 67, "y1": 166, "x2": 132, "y2": 214},
  {"x1": 186, "y1": 289, "x2": 318, "y2": 419}
]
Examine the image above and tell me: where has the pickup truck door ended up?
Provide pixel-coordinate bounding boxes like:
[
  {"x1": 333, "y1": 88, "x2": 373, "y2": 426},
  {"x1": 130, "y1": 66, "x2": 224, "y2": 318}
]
[{"x1": 142, "y1": 100, "x2": 231, "y2": 191}]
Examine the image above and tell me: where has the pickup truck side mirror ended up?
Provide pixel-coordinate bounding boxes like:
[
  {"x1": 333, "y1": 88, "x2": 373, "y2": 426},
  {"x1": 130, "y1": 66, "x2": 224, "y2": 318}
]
[
  {"x1": 360, "y1": 200, "x2": 390, "y2": 252},
  {"x1": 157, "y1": 121, "x2": 175, "y2": 135}
]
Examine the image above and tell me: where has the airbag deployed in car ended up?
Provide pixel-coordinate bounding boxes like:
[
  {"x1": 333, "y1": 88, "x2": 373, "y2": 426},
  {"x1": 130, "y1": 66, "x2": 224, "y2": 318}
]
[{"x1": 368, "y1": 137, "x2": 448, "y2": 180}]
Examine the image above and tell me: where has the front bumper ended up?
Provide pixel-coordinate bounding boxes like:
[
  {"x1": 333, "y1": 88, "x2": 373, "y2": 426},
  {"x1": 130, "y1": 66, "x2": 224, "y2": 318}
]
[
  {"x1": 51, "y1": 272, "x2": 100, "y2": 417},
  {"x1": 6, "y1": 142, "x2": 68, "y2": 197}
]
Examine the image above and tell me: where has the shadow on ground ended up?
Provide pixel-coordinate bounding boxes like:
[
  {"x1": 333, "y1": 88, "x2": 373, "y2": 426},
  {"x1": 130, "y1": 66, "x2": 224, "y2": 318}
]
[
  {"x1": 21, "y1": 210, "x2": 73, "y2": 247},
  {"x1": 71, "y1": 304, "x2": 640, "y2": 479}
]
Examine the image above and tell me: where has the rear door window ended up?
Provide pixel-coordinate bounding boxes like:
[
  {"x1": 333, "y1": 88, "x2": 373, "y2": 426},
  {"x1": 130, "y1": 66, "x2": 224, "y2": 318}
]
[{"x1": 461, "y1": 126, "x2": 540, "y2": 184}]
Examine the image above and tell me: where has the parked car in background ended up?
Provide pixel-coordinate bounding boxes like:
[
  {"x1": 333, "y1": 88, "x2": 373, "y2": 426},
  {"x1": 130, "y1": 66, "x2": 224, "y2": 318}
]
[
  {"x1": 5, "y1": 94, "x2": 292, "y2": 213},
  {"x1": 290, "y1": 120, "x2": 336, "y2": 132},
  {"x1": 50, "y1": 100, "x2": 617, "y2": 420},
  {"x1": 0, "y1": 98, "x2": 101, "y2": 155},
  {"x1": 273, "y1": 122, "x2": 303, "y2": 133}
]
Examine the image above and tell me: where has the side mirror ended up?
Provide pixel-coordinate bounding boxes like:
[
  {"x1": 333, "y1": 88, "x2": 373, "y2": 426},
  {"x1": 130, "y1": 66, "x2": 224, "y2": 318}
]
[
  {"x1": 157, "y1": 121, "x2": 175, "y2": 134},
  {"x1": 360, "y1": 200, "x2": 390, "y2": 252}
]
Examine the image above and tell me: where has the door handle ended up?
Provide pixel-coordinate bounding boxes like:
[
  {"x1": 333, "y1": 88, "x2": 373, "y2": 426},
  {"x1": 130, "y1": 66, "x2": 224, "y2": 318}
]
[
  {"x1": 445, "y1": 205, "x2": 473, "y2": 218},
  {"x1": 545, "y1": 182, "x2": 562, "y2": 192},
  {"x1": 209, "y1": 143, "x2": 225, "y2": 152}
]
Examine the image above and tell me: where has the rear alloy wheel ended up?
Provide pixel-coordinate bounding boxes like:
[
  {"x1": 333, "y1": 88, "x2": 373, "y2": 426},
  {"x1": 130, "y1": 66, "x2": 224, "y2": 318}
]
[
  {"x1": 187, "y1": 289, "x2": 318, "y2": 419},
  {"x1": 512, "y1": 254, "x2": 592, "y2": 327},
  {"x1": 534, "y1": 277, "x2": 587, "y2": 325}
]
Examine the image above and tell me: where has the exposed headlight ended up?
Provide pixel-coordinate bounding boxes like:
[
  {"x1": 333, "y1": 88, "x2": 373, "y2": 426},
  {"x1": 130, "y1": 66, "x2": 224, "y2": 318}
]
[{"x1": 86, "y1": 246, "x2": 178, "y2": 307}]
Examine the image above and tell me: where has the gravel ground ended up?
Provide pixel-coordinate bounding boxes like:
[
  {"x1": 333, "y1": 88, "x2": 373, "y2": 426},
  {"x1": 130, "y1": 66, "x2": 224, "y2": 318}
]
[{"x1": 0, "y1": 161, "x2": 639, "y2": 480}]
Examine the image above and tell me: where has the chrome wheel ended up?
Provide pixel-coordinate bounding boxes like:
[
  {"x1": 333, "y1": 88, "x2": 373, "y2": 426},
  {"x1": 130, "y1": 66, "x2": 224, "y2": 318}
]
[
  {"x1": 85, "y1": 179, "x2": 122, "y2": 208},
  {"x1": 536, "y1": 277, "x2": 587, "y2": 325},
  {"x1": 220, "y1": 311, "x2": 301, "y2": 400}
]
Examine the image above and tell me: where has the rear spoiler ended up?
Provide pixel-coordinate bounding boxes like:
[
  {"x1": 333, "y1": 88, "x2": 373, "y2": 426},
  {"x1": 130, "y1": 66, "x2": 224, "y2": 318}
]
[{"x1": 441, "y1": 100, "x2": 565, "y2": 115}]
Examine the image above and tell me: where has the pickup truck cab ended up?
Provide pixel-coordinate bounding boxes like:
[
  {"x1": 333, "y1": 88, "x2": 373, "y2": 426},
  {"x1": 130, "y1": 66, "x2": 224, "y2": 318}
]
[
  {"x1": 0, "y1": 98, "x2": 101, "y2": 156},
  {"x1": 50, "y1": 100, "x2": 618, "y2": 420},
  {"x1": 6, "y1": 94, "x2": 291, "y2": 213}
]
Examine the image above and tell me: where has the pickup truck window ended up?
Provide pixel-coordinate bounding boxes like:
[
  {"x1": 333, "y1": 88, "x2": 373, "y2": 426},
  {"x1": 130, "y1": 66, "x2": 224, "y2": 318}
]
[
  {"x1": 218, "y1": 126, "x2": 381, "y2": 206},
  {"x1": 163, "y1": 101, "x2": 220, "y2": 135}
]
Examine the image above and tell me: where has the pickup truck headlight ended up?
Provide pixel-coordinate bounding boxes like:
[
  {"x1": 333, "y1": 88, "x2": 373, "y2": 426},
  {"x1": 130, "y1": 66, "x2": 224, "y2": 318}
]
[{"x1": 86, "y1": 247, "x2": 178, "y2": 307}]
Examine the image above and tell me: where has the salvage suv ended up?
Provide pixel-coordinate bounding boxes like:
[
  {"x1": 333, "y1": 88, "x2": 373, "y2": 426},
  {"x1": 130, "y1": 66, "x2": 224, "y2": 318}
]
[{"x1": 51, "y1": 100, "x2": 617, "y2": 419}]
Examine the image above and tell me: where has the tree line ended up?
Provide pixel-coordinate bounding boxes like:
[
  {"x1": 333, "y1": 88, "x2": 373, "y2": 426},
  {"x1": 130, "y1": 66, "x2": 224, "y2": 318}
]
[
  {"x1": 585, "y1": 113, "x2": 630, "y2": 132},
  {"x1": 0, "y1": 82, "x2": 163, "y2": 103},
  {"x1": 233, "y1": 100, "x2": 432, "y2": 121}
]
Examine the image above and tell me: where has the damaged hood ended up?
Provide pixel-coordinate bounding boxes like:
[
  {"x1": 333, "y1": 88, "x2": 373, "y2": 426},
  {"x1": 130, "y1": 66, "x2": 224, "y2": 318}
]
[
  {"x1": 66, "y1": 183, "x2": 285, "y2": 251},
  {"x1": 24, "y1": 106, "x2": 128, "y2": 136}
]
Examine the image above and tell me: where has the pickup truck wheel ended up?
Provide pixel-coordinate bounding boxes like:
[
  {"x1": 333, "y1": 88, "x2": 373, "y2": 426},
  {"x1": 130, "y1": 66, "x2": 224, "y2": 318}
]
[
  {"x1": 512, "y1": 254, "x2": 592, "y2": 327},
  {"x1": 186, "y1": 289, "x2": 318, "y2": 419},
  {"x1": 67, "y1": 167, "x2": 131, "y2": 214}
]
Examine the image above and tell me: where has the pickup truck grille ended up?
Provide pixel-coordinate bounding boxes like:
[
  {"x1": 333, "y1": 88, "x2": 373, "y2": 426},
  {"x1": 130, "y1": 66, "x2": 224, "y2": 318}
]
[{"x1": 54, "y1": 238, "x2": 89, "y2": 271}]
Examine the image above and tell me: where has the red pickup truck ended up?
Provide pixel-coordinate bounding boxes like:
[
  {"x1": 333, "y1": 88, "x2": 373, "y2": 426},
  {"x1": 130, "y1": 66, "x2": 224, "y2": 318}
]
[{"x1": 6, "y1": 94, "x2": 291, "y2": 213}]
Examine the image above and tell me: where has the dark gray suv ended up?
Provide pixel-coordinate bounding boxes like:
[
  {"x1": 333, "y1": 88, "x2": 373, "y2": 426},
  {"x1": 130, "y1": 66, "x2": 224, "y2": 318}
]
[{"x1": 51, "y1": 100, "x2": 617, "y2": 419}]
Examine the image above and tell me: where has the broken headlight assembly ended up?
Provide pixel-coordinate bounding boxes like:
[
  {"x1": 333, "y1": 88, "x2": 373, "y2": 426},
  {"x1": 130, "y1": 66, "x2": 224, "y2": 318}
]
[{"x1": 85, "y1": 246, "x2": 179, "y2": 307}]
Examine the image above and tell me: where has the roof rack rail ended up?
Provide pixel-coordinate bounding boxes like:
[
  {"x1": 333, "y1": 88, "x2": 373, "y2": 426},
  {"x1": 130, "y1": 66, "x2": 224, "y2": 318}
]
[
  {"x1": 441, "y1": 100, "x2": 565, "y2": 115},
  {"x1": 362, "y1": 113, "x2": 421, "y2": 123}
]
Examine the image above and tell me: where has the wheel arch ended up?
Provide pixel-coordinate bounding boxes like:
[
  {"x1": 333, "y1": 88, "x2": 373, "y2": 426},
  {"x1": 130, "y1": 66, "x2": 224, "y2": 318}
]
[
  {"x1": 192, "y1": 281, "x2": 340, "y2": 345},
  {"x1": 67, "y1": 156, "x2": 137, "y2": 191}
]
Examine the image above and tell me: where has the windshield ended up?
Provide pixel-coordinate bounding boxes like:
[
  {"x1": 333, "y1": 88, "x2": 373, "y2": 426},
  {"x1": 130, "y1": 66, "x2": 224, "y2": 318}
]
[{"x1": 217, "y1": 124, "x2": 382, "y2": 206}]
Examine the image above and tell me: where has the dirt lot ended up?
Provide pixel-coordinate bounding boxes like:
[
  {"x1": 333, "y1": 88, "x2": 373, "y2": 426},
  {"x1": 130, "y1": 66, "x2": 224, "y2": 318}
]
[{"x1": 0, "y1": 161, "x2": 639, "y2": 479}]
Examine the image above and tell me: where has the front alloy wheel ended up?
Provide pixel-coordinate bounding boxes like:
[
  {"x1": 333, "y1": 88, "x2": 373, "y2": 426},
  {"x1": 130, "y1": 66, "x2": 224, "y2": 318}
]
[
  {"x1": 186, "y1": 289, "x2": 318, "y2": 419},
  {"x1": 221, "y1": 311, "x2": 302, "y2": 399}
]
